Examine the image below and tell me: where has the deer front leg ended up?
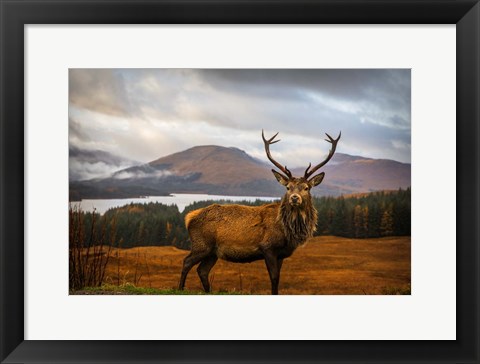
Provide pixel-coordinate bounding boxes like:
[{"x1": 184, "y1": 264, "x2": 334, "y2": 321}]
[{"x1": 264, "y1": 252, "x2": 281, "y2": 295}]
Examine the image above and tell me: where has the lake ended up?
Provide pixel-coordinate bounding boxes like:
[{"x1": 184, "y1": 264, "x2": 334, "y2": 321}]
[{"x1": 70, "y1": 193, "x2": 280, "y2": 214}]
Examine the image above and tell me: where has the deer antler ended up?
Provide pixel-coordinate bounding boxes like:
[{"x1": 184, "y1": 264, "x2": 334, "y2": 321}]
[
  {"x1": 262, "y1": 130, "x2": 292, "y2": 179},
  {"x1": 304, "y1": 131, "x2": 341, "y2": 180}
]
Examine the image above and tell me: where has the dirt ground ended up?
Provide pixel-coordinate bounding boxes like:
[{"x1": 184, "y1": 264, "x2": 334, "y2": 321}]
[{"x1": 101, "y1": 235, "x2": 410, "y2": 295}]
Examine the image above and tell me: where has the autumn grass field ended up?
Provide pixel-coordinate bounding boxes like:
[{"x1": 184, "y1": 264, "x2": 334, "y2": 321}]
[{"x1": 72, "y1": 236, "x2": 410, "y2": 295}]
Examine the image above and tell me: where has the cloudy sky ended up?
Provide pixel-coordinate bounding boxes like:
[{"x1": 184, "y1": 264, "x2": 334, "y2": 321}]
[{"x1": 69, "y1": 69, "x2": 411, "y2": 172}]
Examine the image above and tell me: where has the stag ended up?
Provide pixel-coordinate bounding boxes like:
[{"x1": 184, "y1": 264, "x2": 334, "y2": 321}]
[{"x1": 179, "y1": 130, "x2": 341, "y2": 294}]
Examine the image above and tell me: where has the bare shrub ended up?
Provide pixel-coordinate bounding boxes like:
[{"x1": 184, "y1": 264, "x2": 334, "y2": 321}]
[{"x1": 69, "y1": 205, "x2": 115, "y2": 290}]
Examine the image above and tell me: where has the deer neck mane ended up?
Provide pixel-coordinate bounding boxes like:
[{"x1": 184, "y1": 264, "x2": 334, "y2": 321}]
[{"x1": 278, "y1": 196, "x2": 318, "y2": 246}]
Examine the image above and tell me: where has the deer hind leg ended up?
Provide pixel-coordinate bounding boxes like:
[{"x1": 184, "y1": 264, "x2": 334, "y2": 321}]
[
  {"x1": 179, "y1": 251, "x2": 210, "y2": 291},
  {"x1": 197, "y1": 255, "x2": 218, "y2": 293}
]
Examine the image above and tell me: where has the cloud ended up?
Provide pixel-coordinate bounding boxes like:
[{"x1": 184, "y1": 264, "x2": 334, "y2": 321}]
[
  {"x1": 69, "y1": 159, "x2": 131, "y2": 181},
  {"x1": 69, "y1": 69, "x2": 133, "y2": 117},
  {"x1": 69, "y1": 144, "x2": 139, "y2": 181},
  {"x1": 113, "y1": 170, "x2": 173, "y2": 180},
  {"x1": 68, "y1": 69, "x2": 411, "y2": 165}
]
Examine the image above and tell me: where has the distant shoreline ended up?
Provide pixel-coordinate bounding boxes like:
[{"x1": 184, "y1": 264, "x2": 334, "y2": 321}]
[{"x1": 69, "y1": 193, "x2": 280, "y2": 214}]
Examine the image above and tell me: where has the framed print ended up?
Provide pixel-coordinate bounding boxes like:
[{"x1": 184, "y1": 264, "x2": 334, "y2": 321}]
[{"x1": 1, "y1": 0, "x2": 479, "y2": 363}]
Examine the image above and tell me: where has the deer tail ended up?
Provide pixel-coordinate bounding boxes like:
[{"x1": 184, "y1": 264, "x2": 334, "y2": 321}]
[{"x1": 185, "y1": 209, "x2": 203, "y2": 230}]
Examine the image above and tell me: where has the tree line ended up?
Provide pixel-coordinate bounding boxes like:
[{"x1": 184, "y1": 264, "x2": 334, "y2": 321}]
[
  {"x1": 314, "y1": 188, "x2": 410, "y2": 238},
  {"x1": 71, "y1": 188, "x2": 410, "y2": 250}
]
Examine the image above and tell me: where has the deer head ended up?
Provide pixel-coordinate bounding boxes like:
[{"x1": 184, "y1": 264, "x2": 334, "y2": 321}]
[{"x1": 262, "y1": 130, "x2": 341, "y2": 207}]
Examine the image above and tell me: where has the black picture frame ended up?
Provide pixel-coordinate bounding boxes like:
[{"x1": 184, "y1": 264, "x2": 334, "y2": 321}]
[{"x1": 1, "y1": 1, "x2": 479, "y2": 363}]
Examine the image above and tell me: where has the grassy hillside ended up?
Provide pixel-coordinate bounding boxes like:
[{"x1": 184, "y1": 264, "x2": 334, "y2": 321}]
[{"x1": 72, "y1": 236, "x2": 410, "y2": 295}]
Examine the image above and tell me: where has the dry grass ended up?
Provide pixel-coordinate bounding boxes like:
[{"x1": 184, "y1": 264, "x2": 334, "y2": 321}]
[{"x1": 100, "y1": 236, "x2": 410, "y2": 295}]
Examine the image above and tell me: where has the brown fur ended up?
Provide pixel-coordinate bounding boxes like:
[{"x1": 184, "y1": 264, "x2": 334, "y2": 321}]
[
  {"x1": 179, "y1": 182, "x2": 320, "y2": 295},
  {"x1": 279, "y1": 194, "x2": 318, "y2": 245},
  {"x1": 185, "y1": 209, "x2": 202, "y2": 230}
]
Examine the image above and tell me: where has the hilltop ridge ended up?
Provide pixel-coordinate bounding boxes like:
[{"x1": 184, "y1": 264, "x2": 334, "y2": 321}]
[{"x1": 69, "y1": 145, "x2": 410, "y2": 200}]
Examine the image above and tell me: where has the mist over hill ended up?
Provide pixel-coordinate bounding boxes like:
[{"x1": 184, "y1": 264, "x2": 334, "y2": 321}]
[
  {"x1": 69, "y1": 145, "x2": 410, "y2": 201},
  {"x1": 69, "y1": 146, "x2": 139, "y2": 181}
]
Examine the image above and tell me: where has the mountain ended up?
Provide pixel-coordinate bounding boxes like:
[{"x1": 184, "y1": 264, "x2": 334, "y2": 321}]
[
  {"x1": 148, "y1": 146, "x2": 271, "y2": 185},
  {"x1": 69, "y1": 146, "x2": 410, "y2": 200},
  {"x1": 291, "y1": 153, "x2": 411, "y2": 195}
]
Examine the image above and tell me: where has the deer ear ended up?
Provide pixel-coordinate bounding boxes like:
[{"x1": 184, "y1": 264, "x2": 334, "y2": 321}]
[
  {"x1": 309, "y1": 172, "x2": 325, "y2": 187},
  {"x1": 272, "y1": 170, "x2": 289, "y2": 186}
]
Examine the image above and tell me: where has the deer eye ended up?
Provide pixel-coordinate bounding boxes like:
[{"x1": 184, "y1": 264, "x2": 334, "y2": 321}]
[
  {"x1": 286, "y1": 186, "x2": 290, "y2": 190},
  {"x1": 304, "y1": 186, "x2": 309, "y2": 191}
]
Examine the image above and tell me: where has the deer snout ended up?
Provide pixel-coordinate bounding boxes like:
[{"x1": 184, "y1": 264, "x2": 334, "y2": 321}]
[{"x1": 289, "y1": 194, "x2": 302, "y2": 206}]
